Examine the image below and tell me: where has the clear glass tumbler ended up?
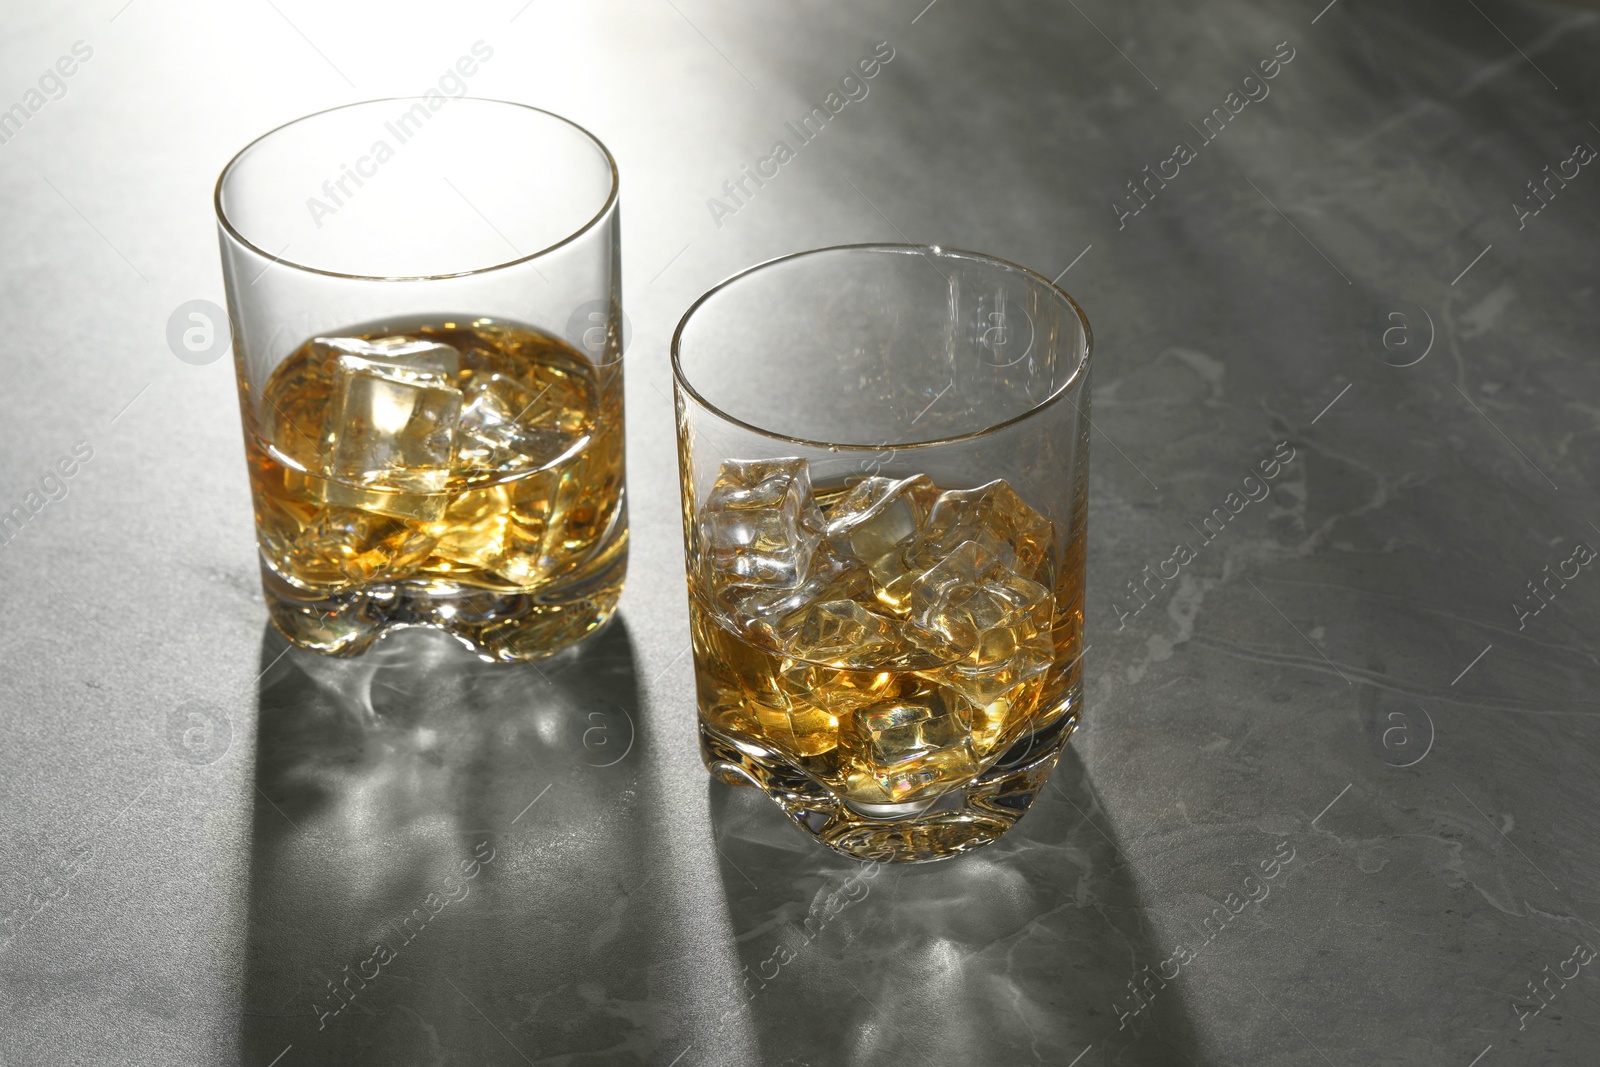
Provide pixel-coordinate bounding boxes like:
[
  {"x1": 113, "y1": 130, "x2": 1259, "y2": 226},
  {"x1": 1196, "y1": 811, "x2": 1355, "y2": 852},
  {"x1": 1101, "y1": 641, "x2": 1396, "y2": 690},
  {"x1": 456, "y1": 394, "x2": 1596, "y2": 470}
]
[
  {"x1": 216, "y1": 99, "x2": 626, "y2": 661},
  {"x1": 673, "y1": 244, "x2": 1091, "y2": 862}
]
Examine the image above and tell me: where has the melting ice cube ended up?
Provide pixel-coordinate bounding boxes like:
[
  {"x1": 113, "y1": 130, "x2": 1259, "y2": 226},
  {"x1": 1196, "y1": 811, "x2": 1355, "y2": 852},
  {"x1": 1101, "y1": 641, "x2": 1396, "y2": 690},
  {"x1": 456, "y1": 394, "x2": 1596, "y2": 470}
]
[
  {"x1": 858, "y1": 691, "x2": 977, "y2": 799},
  {"x1": 696, "y1": 458, "x2": 825, "y2": 593},
  {"x1": 288, "y1": 506, "x2": 438, "y2": 584},
  {"x1": 912, "y1": 479, "x2": 1056, "y2": 582},
  {"x1": 754, "y1": 702, "x2": 840, "y2": 759},
  {"x1": 725, "y1": 543, "x2": 870, "y2": 641},
  {"x1": 324, "y1": 353, "x2": 461, "y2": 521},
  {"x1": 457, "y1": 372, "x2": 587, "y2": 470},
  {"x1": 824, "y1": 473, "x2": 937, "y2": 564},
  {"x1": 314, "y1": 335, "x2": 461, "y2": 383},
  {"x1": 908, "y1": 540, "x2": 1054, "y2": 707},
  {"x1": 781, "y1": 598, "x2": 907, "y2": 669}
]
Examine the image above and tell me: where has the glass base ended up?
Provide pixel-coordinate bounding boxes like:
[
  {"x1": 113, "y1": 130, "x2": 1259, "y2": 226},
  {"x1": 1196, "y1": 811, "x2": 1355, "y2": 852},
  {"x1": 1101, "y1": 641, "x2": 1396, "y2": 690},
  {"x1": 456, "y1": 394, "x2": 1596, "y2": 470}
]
[
  {"x1": 260, "y1": 545, "x2": 626, "y2": 662},
  {"x1": 700, "y1": 700, "x2": 1077, "y2": 863}
]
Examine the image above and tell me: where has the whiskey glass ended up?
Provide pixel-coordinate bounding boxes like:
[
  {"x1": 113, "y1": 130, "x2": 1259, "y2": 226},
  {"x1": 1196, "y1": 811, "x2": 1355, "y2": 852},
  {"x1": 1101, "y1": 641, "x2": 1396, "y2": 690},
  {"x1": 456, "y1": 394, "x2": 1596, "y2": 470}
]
[
  {"x1": 216, "y1": 99, "x2": 625, "y2": 661},
  {"x1": 673, "y1": 244, "x2": 1091, "y2": 862}
]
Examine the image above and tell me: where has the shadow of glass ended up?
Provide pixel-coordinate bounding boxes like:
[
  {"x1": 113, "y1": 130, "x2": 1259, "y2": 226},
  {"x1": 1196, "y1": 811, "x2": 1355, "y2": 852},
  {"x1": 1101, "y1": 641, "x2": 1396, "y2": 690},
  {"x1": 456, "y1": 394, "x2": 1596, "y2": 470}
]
[
  {"x1": 708, "y1": 746, "x2": 1204, "y2": 1067},
  {"x1": 239, "y1": 618, "x2": 665, "y2": 1066}
]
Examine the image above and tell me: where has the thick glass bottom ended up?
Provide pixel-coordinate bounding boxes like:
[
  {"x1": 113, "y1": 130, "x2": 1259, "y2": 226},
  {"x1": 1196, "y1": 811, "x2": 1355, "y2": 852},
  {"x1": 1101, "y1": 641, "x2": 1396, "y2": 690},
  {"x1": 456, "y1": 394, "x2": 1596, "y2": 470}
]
[
  {"x1": 260, "y1": 543, "x2": 626, "y2": 662},
  {"x1": 700, "y1": 696, "x2": 1077, "y2": 863}
]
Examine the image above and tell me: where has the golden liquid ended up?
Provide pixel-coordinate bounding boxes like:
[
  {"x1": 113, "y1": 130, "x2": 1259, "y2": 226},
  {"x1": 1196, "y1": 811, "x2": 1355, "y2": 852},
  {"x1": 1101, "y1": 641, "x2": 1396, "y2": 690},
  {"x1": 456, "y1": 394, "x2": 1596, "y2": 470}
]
[
  {"x1": 691, "y1": 471, "x2": 1082, "y2": 810},
  {"x1": 244, "y1": 317, "x2": 625, "y2": 654}
]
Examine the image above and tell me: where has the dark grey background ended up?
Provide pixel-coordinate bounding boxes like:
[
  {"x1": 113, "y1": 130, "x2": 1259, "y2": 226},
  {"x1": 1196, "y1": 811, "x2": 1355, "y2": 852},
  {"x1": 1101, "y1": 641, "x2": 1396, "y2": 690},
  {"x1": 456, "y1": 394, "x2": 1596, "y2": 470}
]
[{"x1": 1, "y1": 1, "x2": 1597, "y2": 1064}]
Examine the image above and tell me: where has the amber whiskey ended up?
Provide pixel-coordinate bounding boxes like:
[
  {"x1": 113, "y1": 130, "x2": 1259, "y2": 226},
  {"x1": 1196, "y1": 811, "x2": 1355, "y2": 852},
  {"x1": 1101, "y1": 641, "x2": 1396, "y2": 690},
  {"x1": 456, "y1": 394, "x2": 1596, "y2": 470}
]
[
  {"x1": 689, "y1": 459, "x2": 1081, "y2": 854},
  {"x1": 245, "y1": 316, "x2": 626, "y2": 659}
]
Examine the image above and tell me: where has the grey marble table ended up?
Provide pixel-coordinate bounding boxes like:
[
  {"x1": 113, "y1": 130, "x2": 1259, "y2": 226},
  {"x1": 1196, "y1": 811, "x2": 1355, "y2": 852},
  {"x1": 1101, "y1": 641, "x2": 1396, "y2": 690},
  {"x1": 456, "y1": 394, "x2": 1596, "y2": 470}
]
[{"x1": 2, "y1": 0, "x2": 1598, "y2": 1064}]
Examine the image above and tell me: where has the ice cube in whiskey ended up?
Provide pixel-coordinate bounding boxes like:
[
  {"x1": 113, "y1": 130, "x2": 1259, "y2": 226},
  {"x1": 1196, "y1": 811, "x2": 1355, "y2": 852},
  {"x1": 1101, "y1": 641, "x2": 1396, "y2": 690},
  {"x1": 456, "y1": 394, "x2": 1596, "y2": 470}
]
[
  {"x1": 244, "y1": 317, "x2": 627, "y2": 659},
  {"x1": 690, "y1": 457, "x2": 1081, "y2": 855}
]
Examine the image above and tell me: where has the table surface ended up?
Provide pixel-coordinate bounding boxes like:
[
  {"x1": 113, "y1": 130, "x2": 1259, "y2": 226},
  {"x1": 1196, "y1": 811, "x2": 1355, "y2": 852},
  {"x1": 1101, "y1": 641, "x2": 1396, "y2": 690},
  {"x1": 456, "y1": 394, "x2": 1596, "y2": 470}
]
[{"x1": 3, "y1": 1, "x2": 1598, "y2": 1064}]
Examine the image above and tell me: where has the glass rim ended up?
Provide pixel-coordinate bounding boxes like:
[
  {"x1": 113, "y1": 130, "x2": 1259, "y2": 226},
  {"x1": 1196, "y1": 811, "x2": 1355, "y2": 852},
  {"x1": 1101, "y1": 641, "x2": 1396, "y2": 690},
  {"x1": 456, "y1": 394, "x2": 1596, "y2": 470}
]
[
  {"x1": 213, "y1": 97, "x2": 620, "y2": 283},
  {"x1": 670, "y1": 243, "x2": 1093, "y2": 452}
]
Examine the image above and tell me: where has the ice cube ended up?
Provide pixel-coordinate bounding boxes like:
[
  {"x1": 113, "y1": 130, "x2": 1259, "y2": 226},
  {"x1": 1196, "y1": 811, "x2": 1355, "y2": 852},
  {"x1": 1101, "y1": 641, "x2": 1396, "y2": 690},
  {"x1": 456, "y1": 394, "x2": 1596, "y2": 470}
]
[
  {"x1": 288, "y1": 507, "x2": 437, "y2": 584},
  {"x1": 754, "y1": 702, "x2": 840, "y2": 759},
  {"x1": 724, "y1": 543, "x2": 869, "y2": 641},
  {"x1": 314, "y1": 335, "x2": 461, "y2": 383},
  {"x1": 907, "y1": 540, "x2": 996, "y2": 651},
  {"x1": 323, "y1": 360, "x2": 461, "y2": 521},
  {"x1": 780, "y1": 599, "x2": 906, "y2": 669},
  {"x1": 910, "y1": 479, "x2": 1056, "y2": 582},
  {"x1": 823, "y1": 474, "x2": 937, "y2": 564},
  {"x1": 696, "y1": 458, "x2": 825, "y2": 593},
  {"x1": 494, "y1": 462, "x2": 584, "y2": 586},
  {"x1": 429, "y1": 484, "x2": 511, "y2": 572},
  {"x1": 866, "y1": 550, "x2": 920, "y2": 616},
  {"x1": 775, "y1": 657, "x2": 902, "y2": 718},
  {"x1": 457, "y1": 373, "x2": 587, "y2": 470},
  {"x1": 857, "y1": 689, "x2": 978, "y2": 800},
  {"x1": 907, "y1": 541, "x2": 1055, "y2": 707}
]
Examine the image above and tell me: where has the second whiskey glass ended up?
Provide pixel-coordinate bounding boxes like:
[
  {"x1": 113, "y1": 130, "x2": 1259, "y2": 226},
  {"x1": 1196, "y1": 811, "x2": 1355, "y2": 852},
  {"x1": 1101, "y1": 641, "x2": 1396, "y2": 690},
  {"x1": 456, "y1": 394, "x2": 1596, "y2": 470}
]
[{"x1": 674, "y1": 244, "x2": 1092, "y2": 862}]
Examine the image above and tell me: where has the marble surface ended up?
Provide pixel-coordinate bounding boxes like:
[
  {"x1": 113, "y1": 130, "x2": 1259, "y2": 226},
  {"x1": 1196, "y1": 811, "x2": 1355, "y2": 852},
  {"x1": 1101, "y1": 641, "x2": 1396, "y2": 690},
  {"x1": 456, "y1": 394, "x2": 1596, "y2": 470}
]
[{"x1": 1, "y1": 0, "x2": 1598, "y2": 1064}]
